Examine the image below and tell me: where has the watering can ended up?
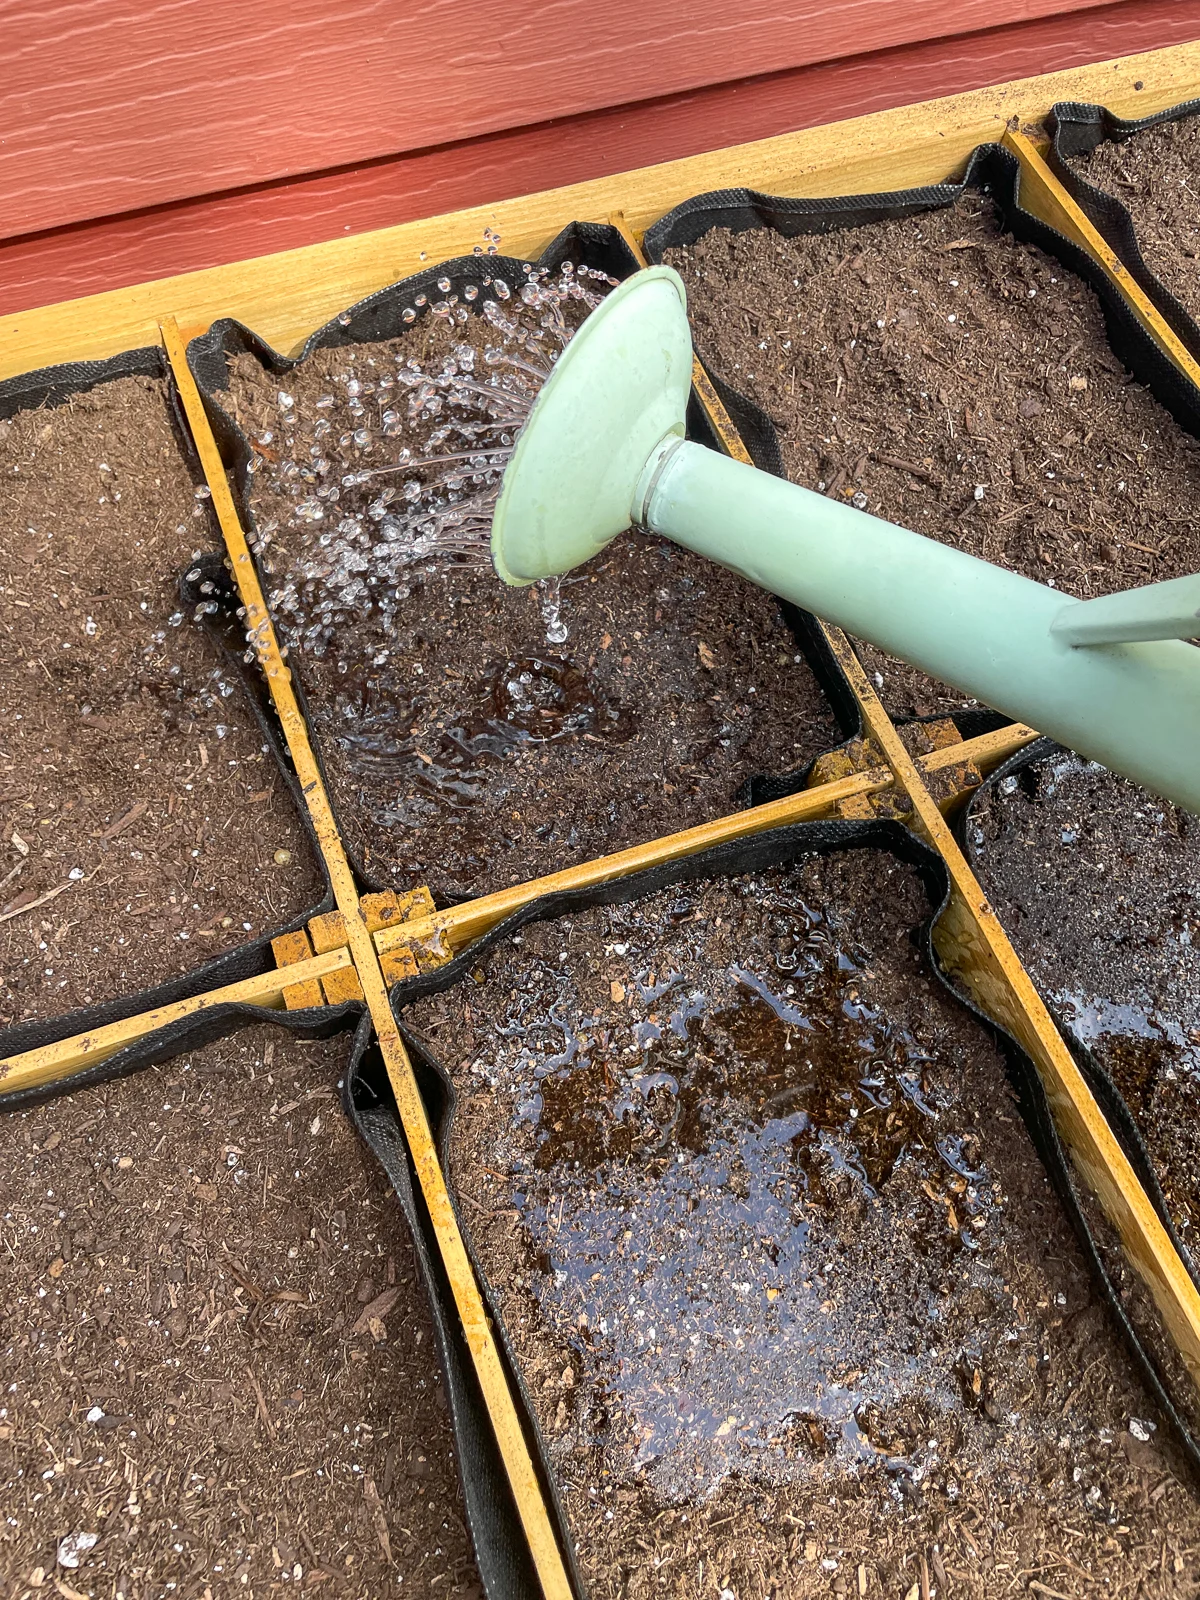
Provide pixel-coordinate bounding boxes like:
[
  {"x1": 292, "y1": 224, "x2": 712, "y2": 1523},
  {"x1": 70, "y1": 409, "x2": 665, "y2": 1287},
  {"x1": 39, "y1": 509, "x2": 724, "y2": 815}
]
[{"x1": 491, "y1": 265, "x2": 1200, "y2": 815}]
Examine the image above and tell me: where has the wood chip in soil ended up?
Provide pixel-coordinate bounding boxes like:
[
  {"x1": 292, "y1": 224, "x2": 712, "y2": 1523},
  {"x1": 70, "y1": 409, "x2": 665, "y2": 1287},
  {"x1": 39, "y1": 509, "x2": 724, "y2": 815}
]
[
  {"x1": 0, "y1": 377, "x2": 323, "y2": 1029},
  {"x1": 0, "y1": 1027, "x2": 480, "y2": 1596},
  {"x1": 220, "y1": 299, "x2": 838, "y2": 902},
  {"x1": 405, "y1": 849, "x2": 1200, "y2": 1599},
  {"x1": 666, "y1": 192, "x2": 1200, "y2": 721},
  {"x1": 1072, "y1": 112, "x2": 1200, "y2": 334}
]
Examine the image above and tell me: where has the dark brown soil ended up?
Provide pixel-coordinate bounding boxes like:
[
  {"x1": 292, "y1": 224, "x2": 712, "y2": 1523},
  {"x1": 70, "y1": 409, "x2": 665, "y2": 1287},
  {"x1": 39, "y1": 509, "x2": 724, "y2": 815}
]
[
  {"x1": 666, "y1": 193, "x2": 1200, "y2": 720},
  {"x1": 221, "y1": 302, "x2": 838, "y2": 903},
  {"x1": 405, "y1": 850, "x2": 1200, "y2": 1599},
  {"x1": 971, "y1": 756, "x2": 1200, "y2": 1242},
  {"x1": 0, "y1": 1027, "x2": 480, "y2": 1597},
  {"x1": 1074, "y1": 114, "x2": 1200, "y2": 333},
  {"x1": 0, "y1": 377, "x2": 323, "y2": 1030}
]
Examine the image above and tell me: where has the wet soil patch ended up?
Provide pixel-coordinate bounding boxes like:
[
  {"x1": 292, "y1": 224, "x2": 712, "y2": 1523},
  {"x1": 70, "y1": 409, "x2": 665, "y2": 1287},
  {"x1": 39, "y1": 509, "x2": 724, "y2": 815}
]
[
  {"x1": 0, "y1": 376, "x2": 322, "y2": 1028},
  {"x1": 972, "y1": 756, "x2": 1200, "y2": 1242},
  {"x1": 221, "y1": 297, "x2": 838, "y2": 903},
  {"x1": 666, "y1": 193, "x2": 1200, "y2": 720},
  {"x1": 0, "y1": 1027, "x2": 480, "y2": 1595},
  {"x1": 406, "y1": 848, "x2": 1200, "y2": 1598},
  {"x1": 1074, "y1": 115, "x2": 1200, "y2": 333}
]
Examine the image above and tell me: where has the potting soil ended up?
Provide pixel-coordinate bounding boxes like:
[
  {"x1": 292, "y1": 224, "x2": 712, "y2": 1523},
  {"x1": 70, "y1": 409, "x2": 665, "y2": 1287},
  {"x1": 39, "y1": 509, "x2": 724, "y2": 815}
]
[
  {"x1": 0, "y1": 1027, "x2": 481, "y2": 1595},
  {"x1": 664, "y1": 192, "x2": 1200, "y2": 721},
  {"x1": 1074, "y1": 113, "x2": 1200, "y2": 334},
  {"x1": 405, "y1": 849, "x2": 1200, "y2": 1599},
  {"x1": 221, "y1": 290, "x2": 838, "y2": 902},
  {"x1": 0, "y1": 376, "x2": 322, "y2": 1026},
  {"x1": 971, "y1": 756, "x2": 1200, "y2": 1240}
]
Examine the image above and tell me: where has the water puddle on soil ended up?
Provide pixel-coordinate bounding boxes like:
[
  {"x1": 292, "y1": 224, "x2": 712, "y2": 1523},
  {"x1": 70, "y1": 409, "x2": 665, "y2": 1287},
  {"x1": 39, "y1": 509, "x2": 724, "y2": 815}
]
[
  {"x1": 329, "y1": 652, "x2": 638, "y2": 831},
  {"x1": 433, "y1": 856, "x2": 1021, "y2": 1507}
]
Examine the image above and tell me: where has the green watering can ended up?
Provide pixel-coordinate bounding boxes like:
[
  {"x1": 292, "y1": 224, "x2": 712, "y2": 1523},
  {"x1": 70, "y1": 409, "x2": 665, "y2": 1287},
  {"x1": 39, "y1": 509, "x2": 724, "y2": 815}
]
[{"x1": 491, "y1": 265, "x2": 1200, "y2": 815}]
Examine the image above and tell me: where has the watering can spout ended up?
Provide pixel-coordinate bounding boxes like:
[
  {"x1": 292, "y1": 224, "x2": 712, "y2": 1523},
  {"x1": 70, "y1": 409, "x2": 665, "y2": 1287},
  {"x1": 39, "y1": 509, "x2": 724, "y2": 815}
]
[{"x1": 490, "y1": 266, "x2": 1200, "y2": 815}]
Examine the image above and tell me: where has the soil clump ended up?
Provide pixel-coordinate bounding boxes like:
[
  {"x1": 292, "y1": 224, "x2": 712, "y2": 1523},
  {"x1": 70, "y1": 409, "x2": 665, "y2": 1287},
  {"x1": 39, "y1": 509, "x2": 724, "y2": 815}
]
[
  {"x1": 0, "y1": 376, "x2": 322, "y2": 1029},
  {"x1": 406, "y1": 848, "x2": 1200, "y2": 1598},
  {"x1": 666, "y1": 193, "x2": 1200, "y2": 721},
  {"x1": 0, "y1": 1028, "x2": 480, "y2": 1596},
  {"x1": 221, "y1": 292, "x2": 838, "y2": 903},
  {"x1": 1074, "y1": 114, "x2": 1200, "y2": 332}
]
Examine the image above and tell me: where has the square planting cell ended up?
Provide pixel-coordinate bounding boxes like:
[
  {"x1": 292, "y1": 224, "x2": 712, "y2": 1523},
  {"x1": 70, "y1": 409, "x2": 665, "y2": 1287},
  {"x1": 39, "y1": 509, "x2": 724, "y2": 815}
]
[
  {"x1": 970, "y1": 755, "x2": 1200, "y2": 1244},
  {"x1": 0, "y1": 1027, "x2": 481, "y2": 1594},
  {"x1": 663, "y1": 189, "x2": 1200, "y2": 721},
  {"x1": 209, "y1": 258, "x2": 839, "y2": 901},
  {"x1": 1056, "y1": 102, "x2": 1200, "y2": 340},
  {"x1": 0, "y1": 369, "x2": 323, "y2": 1025},
  {"x1": 400, "y1": 838, "x2": 1200, "y2": 1594}
]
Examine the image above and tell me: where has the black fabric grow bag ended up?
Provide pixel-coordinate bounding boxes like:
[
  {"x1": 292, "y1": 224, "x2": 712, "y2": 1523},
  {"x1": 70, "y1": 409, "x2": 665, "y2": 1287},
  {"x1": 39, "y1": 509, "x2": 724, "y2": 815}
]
[
  {"x1": 1048, "y1": 96, "x2": 1200, "y2": 364},
  {"x1": 0, "y1": 350, "x2": 340, "y2": 1113},
  {"x1": 345, "y1": 815, "x2": 1200, "y2": 1600},
  {"x1": 183, "y1": 220, "x2": 883, "y2": 866},
  {"x1": 957, "y1": 738, "x2": 1200, "y2": 1456}
]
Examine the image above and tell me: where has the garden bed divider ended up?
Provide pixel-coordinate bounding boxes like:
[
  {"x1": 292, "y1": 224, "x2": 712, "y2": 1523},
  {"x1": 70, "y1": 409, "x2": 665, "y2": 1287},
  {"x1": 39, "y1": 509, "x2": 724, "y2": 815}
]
[
  {"x1": 0, "y1": 725, "x2": 1034, "y2": 1102},
  {"x1": 158, "y1": 317, "x2": 578, "y2": 1600},
  {"x1": 6, "y1": 49, "x2": 1200, "y2": 1597}
]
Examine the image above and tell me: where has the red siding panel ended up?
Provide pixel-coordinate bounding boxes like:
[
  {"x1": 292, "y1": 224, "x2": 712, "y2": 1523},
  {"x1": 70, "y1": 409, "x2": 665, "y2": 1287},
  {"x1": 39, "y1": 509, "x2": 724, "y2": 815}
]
[
  {"x1": 0, "y1": 0, "x2": 1194, "y2": 319},
  {"x1": 1, "y1": 0, "x2": 1117, "y2": 239}
]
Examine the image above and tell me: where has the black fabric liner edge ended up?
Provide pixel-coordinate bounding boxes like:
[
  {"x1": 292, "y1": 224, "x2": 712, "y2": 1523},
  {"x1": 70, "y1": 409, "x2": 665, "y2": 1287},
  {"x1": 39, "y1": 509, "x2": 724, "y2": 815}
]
[{"x1": 1047, "y1": 96, "x2": 1200, "y2": 368}]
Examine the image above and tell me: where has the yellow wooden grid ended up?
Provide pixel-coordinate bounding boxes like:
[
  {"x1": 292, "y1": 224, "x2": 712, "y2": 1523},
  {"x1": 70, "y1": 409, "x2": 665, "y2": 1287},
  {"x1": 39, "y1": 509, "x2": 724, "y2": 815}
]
[{"x1": 4, "y1": 44, "x2": 1200, "y2": 1598}]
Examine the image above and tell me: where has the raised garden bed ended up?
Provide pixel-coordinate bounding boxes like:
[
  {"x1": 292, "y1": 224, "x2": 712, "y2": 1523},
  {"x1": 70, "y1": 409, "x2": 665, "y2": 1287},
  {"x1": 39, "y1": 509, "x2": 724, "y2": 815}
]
[
  {"x1": 7, "y1": 55, "x2": 1200, "y2": 1599},
  {"x1": 403, "y1": 840, "x2": 1200, "y2": 1598},
  {"x1": 0, "y1": 1026, "x2": 480, "y2": 1593},
  {"x1": 0, "y1": 372, "x2": 322, "y2": 1026},
  {"x1": 970, "y1": 756, "x2": 1200, "y2": 1242},
  {"x1": 209, "y1": 267, "x2": 838, "y2": 902},
  {"x1": 661, "y1": 189, "x2": 1200, "y2": 720}
]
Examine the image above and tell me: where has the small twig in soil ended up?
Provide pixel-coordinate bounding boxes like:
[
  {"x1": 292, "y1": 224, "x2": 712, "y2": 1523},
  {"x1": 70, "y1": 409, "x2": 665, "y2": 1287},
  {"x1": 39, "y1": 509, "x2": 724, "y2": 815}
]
[
  {"x1": 244, "y1": 1363, "x2": 277, "y2": 1442},
  {"x1": 0, "y1": 878, "x2": 73, "y2": 923},
  {"x1": 98, "y1": 799, "x2": 147, "y2": 840},
  {"x1": 870, "y1": 450, "x2": 939, "y2": 484}
]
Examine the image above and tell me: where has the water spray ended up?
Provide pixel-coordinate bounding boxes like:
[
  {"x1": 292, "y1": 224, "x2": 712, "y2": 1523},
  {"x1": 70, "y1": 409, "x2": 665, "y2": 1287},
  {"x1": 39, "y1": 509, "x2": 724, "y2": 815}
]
[{"x1": 491, "y1": 265, "x2": 1200, "y2": 814}]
